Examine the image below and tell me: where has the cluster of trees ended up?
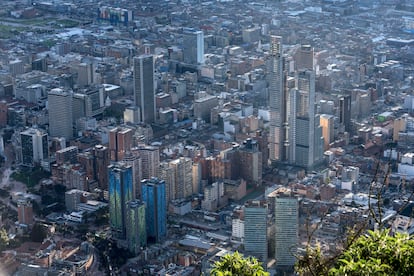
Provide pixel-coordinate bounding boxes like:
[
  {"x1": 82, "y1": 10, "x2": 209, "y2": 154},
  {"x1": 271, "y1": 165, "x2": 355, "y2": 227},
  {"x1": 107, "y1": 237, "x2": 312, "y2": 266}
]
[{"x1": 212, "y1": 231, "x2": 414, "y2": 276}]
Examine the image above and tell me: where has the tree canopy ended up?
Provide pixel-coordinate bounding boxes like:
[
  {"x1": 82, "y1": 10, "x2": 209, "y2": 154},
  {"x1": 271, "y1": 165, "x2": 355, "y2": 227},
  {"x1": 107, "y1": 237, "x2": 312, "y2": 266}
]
[
  {"x1": 329, "y1": 229, "x2": 414, "y2": 275},
  {"x1": 210, "y1": 251, "x2": 269, "y2": 276},
  {"x1": 296, "y1": 229, "x2": 414, "y2": 275}
]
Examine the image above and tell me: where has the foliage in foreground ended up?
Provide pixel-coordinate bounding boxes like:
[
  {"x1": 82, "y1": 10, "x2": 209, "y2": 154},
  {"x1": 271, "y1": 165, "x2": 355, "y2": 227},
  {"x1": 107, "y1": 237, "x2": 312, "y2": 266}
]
[
  {"x1": 330, "y1": 230, "x2": 414, "y2": 275},
  {"x1": 296, "y1": 229, "x2": 414, "y2": 275},
  {"x1": 210, "y1": 251, "x2": 269, "y2": 276}
]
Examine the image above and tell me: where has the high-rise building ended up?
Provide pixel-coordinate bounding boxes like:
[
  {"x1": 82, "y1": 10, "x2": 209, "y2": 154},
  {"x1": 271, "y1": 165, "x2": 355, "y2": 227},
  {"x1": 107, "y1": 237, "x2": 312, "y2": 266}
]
[
  {"x1": 339, "y1": 95, "x2": 351, "y2": 133},
  {"x1": 17, "y1": 200, "x2": 33, "y2": 226},
  {"x1": 19, "y1": 128, "x2": 48, "y2": 167},
  {"x1": 123, "y1": 149, "x2": 143, "y2": 200},
  {"x1": 109, "y1": 163, "x2": 134, "y2": 239},
  {"x1": 109, "y1": 127, "x2": 133, "y2": 162},
  {"x1": 320, "y1": 114, "x2": 334, "y2": 150},
  {"x1": 93, "y1": 145, "x2": 110, "y2": 190},
  {"x1": 138, "y1": 145, "x2": 160, "y2": 180},
  {"x1": 133, "y1": 55, "x2": 155, "y2": 124},
  {"x1": 77, "y1": 63, "x2": 94, "y2": 88},
  {"x1": 274, "y1": 188, "x2": 298, "y2": 271},
  {"x1": 125, "y1": 199, "x2": 146, "y2": 255},
  {"x1": 183, "y1": 28, "x2": 204, "y2": 64},
  {"x1": 48, "y1": 88, "x2": 73, "y2": 140},
  {"x1": 226, "y1": 138, "x2": 262, "y2": 186},
  {"x1": 0, "y1": 100, "x2": 7, "y2": 127},
  {"x1": 295, "y1": 45, "x2": 314, "y2": 71},
  {"x1": 168, "y1": 157, "x2": 193, "y2": 201},
  {"x1": 268, "y1": 35, "x2": 286, "y2": 163},
  {"x1": 244, "y1": 200, "x2": 268, "y2": 266},
  {"x1": 141, "y1": 178, "x2": 166, "y2": 243},
  {"x1": 288, "y1": 70, "x2": 324, "y2": 169}
]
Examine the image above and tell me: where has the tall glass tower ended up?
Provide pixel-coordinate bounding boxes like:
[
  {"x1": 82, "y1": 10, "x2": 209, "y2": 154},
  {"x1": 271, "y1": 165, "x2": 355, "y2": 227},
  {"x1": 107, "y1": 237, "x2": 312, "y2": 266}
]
[
  {"x1": 244, "y1": 200, "x2": 268, "y2": 267},
  {"x1": 109, "y1": 163, "x2": 134, "y2": 239},
  {"x1": 126, "y1": 199, "x2": 146, "y2": 254},
  {"x1": 183, "y1": 28, "x2": 204, "y2": 64},
  {"x1": 274, "y1": 188, "x2": 298, "y2": 272},
  {"x1": 268, "y1": 35, "x2": 286, "y2": 163},
  {"x1": 141, "y1": 177, "x2": 167, "y2": 243},
  {"x1": 133, "y1": 55, "x2": 155, "y2": 124}
]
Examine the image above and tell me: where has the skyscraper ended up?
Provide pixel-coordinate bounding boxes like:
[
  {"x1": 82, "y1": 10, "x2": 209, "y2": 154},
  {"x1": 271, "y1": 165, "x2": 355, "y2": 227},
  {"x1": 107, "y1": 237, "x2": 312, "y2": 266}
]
[
  {"x1": 125, "y1": 199, "x2": 147, "y2": 255},
  {"x1": 244, "y1": 200, "x2": 268, "y2": 266},
  {"x1": 295, "y1": 45, "x2": 314, "y2": 71},
  {"x1": 168, "y1": 157, "x2": 193, "y2": 200},
  {"x1": 138, "y1": 145, "x2": 160, "y2": 180},
  {"x1": 133, "y1": 55, "x2": 155, "y2": 124},
  {"x1": 123, "y1": 149, "x2": 143, "y2": 200},
  {"x1": 19, "y1": 128, "x2": 48, "y2": 167},
  {"x1": 320, "y1": 114, "x2": 334, "y2": 150},
  {"x1": 268, "y1": 35, "x2": 286, "y2": 163},
  {"x1": 48, "y1": 88, "x2": 73, "y2": 140},
  {"x1": 109, "y1": 163, "x2": 134, "y2": 239},
  {"x1": 93, "y1": 145, "x2": 110, "y2": 190},
  {"x1": 274, "y1": 188, "x2": 298, "y2": 271},
  {"x1": 288, "y1": 70, "x2": 324, "y2": 169},
  {"x1": 109, "y1": 127, "x2": 133, "y2": 162},
  {"x1": 339, "y1": 95, "x2": 351, "y2": 133},
  {"x1": 183, "y1": 28, "x2": 204, "y2": 64},
  {"x1": 141, "y1": 178, "x2": 166, "y2": 243}
]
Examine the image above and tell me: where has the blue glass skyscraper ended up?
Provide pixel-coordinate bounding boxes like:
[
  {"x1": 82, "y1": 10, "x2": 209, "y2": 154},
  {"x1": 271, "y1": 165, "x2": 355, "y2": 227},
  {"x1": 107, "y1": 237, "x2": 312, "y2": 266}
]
[
  {"x1": 141, "y1": 177, "x2": 166, "y2": 243},
  {"x1": 109, "y1": 163, "x2": 134, "y2": 239}
]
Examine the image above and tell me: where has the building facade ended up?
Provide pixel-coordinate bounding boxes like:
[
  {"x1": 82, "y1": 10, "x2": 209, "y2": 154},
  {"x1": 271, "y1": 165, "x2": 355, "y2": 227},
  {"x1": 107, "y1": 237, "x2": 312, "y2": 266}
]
[
  {"x1": 125, "y1": 199, "x2": 147, "y2": 255},
  {"x1": 133, "y1": 55, "x2": 155, "y2": 124},
  {"x1": 183, "y1": 28, "x2": 204, "y2": 64},
  {"x1": 268, "y1": 35, "x2": 286, "y2": 163},
  {"x1": 274, "y1": 188, "x2": 298, "y2": 271},
  {"x1": 48, "y1": 88, "x2": 73, "y2": 140},
  {"x1": 244, "y1": 200, "x2": 268, "y2": 266},
  {"x1": 109, "y1": 163, "x2": 134, "y2": 239},
  {"x1": 20, "y1": 128, "x2": 48, "y2": 167},
  {"x1": 141, "y1": 178, "x2": 167, "y2": 243}
]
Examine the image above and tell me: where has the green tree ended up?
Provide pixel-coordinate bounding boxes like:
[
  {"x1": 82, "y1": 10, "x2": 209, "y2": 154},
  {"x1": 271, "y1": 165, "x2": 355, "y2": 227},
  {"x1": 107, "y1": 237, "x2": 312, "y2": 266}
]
[
  {"x1": 0, "y1": 228, "x2": 10, "y2": 251},
  {"x1": 210, "y1": 251, "x2": 269, "y2": 276},
  {"x1": 329, "y1": 229, "x2": 414, "y2": 275}
]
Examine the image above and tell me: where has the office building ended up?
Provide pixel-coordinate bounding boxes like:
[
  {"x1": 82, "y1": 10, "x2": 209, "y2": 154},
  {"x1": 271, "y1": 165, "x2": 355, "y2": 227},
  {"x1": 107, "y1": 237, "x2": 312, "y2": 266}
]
[
  {"x1": 244, "y1": 200, "x2": 268, "y2": 266},
  {"x1": 94, "y1": 145, "x2": 110, "y2": 190},
  {"x1": 183, "y1": 28, "x2": 204, "y2": 64},
  {"x1": 168, "y1": 157, "x2": 193, "y2": 201},
  {"x1": 288, "y1": 70, "x2": 324, "y2": 169},
  {"x1": 109, "y1": 163, "x2": 134, "y2": 239},
  {"x1": 19, "y1": 128, "x2": 48, "y2": 167},
  {"x1": 295, "y1": 45, "x2": 314, "y2": 71},
  {"x1": 73, "y1": 86, "x2": 105, "y2": 120},
  {"x1": 123, "y1": 149, "x2": 143, "y2": 200},
  {"x1": 320, "y1": 114, "x2": 335, "y2": 150},
  {"x1": 56, "y1": 146, "x2": 78, "y2": 165},
  {"x1": 65, "y1": 189, "x2": 85, "y2": 212},
  {"x1": 48, "y1": 88, "x2": 73, "y2": 140},
  {"x1": 274, "y1": 188, "x2": 298, "y2": 271},
  {"x1": 125, "y1": 199, "x2": 147, "y2": 255},
  {"x1": 268, "y1": 35, "x2": 286, "y2": 163},
  {"x1": 339, "y1": 95, "x2": 351, "y2": 133},
  {"x1": 109, "y1": 127, "x2": 133, "y2": 162},
  {"x1": 17, "y1": 200, "x2": 34, "y2": 226},
  {"x1": 133, "y1": 55, "x2": 155, "y2": 124},
  {"x1": 138, "y1": 145, "x2": 160, "y2": 180},
  {"x1": 77, "y1": 63, "x2": 94, "y2": 87},
  {"x1": 226, "y1": 138, "x2": 262, "y2": 186},
  {"x1": 141, "y1": 178, "x2": 166, "y2": 243}
]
